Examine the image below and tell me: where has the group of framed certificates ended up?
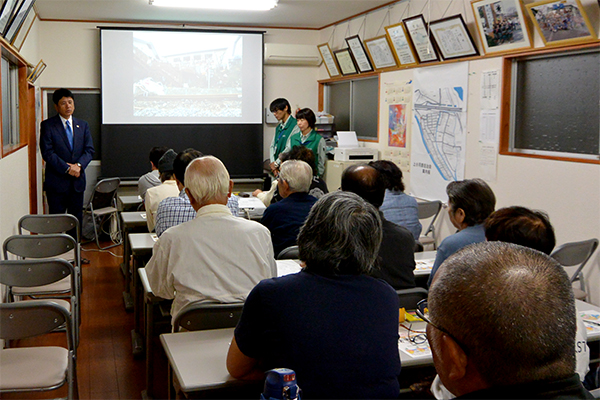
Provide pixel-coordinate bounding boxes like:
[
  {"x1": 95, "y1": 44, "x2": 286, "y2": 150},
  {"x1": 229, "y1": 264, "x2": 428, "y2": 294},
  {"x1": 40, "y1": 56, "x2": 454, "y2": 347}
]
[{"x1": 318, "y1": 0, "x2": 597, "y2": 78}]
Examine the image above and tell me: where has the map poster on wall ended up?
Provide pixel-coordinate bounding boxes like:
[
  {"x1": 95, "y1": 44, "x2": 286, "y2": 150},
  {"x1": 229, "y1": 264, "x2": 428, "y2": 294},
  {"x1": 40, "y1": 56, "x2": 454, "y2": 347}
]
[
  {"x1": 389, "y1": 104, "x2": 408, "y2": 148},
  {"x1": 411, "y1": 62, "x2": 469, "y2": 201}
]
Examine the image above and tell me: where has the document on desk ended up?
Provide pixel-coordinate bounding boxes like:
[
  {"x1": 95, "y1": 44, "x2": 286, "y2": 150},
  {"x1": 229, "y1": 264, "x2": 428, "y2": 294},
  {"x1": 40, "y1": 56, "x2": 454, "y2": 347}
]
[
  {"x1": 415, "y1": 258, "x2": 434, "y2": 272},
  {"x1": 276, "y1": 259, "x2": 302, "y2": 277},
  {"x1": 580, "y1": 310, "x2": 600, "y2": 335},
  {"x1": 398, "y1": 327, "x2": 432, "y2": 359}
]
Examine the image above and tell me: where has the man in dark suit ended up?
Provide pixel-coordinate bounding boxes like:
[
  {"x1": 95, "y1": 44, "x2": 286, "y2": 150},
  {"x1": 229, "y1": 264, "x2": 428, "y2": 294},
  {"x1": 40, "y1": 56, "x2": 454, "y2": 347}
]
[{"x1": 40, "y1": 88, "x2": 94, "y2": 230}]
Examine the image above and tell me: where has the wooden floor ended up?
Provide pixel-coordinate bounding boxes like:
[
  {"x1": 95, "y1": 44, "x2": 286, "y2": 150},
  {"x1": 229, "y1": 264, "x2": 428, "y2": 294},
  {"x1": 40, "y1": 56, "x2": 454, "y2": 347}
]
[{"x1": 4, "y1": 241, "x2": 146, "y2": 400}]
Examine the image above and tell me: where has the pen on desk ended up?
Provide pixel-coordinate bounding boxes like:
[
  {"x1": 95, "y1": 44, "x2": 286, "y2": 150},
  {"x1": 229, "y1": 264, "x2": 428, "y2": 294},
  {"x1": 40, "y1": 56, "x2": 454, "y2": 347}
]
[{"x1": 582, "y1": 319, "x2": 600, "y2": 327}]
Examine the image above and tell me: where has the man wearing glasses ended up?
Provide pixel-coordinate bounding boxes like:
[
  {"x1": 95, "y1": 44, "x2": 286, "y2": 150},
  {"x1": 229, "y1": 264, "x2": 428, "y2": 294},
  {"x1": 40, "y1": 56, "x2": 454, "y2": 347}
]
[{"x1": 419, "y1": 241, "x2": 593, "y2": 399}]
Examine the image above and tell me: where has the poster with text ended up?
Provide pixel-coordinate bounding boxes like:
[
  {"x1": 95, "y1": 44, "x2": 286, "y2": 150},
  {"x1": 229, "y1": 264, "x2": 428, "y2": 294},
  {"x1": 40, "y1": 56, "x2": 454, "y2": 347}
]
[{"x1": 411, "y1": 62, "x2": 468, "y2": 201}]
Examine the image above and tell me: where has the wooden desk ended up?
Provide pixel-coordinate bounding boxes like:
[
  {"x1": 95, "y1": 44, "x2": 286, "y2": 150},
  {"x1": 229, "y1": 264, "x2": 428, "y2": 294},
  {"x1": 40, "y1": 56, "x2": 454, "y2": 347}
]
[
  {"x1": 160, "y1": 300, "x2": 600, "y2": 398},
  {"x1": 121, "y1": 211, "x2": 149, "y2": 311}
]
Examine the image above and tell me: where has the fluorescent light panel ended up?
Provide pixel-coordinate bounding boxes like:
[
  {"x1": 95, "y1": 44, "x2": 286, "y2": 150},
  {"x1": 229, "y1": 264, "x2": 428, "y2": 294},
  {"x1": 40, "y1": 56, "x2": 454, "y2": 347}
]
[{"x1": 149, "y1": 0, "x2": 278, "y2": 11}]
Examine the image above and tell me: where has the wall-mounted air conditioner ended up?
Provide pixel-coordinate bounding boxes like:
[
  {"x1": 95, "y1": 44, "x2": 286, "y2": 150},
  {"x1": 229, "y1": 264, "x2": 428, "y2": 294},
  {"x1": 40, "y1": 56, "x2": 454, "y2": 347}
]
[{"x1": 264, "y1": 43, "x2": 322, "y2": 66}]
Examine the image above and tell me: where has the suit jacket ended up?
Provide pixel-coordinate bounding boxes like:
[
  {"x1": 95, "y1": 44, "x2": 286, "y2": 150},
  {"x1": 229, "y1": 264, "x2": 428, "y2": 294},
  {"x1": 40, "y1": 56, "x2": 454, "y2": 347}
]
[{"x1": 40, "y1": 114, "x2": 94, "y2": 193}]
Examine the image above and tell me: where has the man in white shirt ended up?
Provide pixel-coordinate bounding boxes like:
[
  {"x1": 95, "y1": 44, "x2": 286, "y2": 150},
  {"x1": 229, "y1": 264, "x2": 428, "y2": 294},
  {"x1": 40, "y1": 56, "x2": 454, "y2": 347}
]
[{"x1": 146, "y1": 155, "x2": 276, "y2": 323}]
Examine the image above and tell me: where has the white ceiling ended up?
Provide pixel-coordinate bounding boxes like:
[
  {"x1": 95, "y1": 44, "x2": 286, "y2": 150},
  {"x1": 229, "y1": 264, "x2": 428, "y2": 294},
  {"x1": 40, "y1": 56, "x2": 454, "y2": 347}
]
[{"x1": 34, "y1": 0, "x2": 396, "y2": 30}]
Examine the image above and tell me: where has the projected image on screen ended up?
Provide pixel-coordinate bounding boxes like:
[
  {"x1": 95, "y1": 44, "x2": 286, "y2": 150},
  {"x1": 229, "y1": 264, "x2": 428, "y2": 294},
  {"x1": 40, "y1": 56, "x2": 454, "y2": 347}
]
[
  {"x1": 101, "y1": 28, "x2": 262, "y2": 124},
  {"x1": 132, "y1": 32, "x2": 243, "y2": 118}
]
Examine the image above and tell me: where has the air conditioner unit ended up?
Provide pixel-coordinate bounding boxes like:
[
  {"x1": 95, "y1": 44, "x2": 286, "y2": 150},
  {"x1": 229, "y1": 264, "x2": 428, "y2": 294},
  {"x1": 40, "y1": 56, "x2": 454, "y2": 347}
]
[{"x1": 264, "y1": 43, "x2": 322, "y2": 66}]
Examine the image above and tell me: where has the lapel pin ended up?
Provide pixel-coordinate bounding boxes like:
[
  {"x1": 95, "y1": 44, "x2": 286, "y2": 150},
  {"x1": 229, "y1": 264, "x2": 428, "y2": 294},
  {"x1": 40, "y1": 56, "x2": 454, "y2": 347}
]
[{"x1": 76, "y1": 125, "x2": 80, "y2": 128}]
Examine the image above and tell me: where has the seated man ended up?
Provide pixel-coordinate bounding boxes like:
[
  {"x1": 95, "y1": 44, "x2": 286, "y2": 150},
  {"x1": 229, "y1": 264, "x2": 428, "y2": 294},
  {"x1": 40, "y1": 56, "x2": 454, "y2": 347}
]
[
  {"x1": 431, "y1": 206, "x2": 591, "y2": 399},
  {"x1": 145, "y1": 149, "x2": 179, "y2": 232},
  {"x1": 155, "y1": 148, "x2": 239, "y2": 237},
  {"x1": 227, "y1": 192, "x2": 401, "y2": 399},
  {"x1": 138, "y1": 146, "x2": 168, "y2": 201},
  {"x1": 146, "y1": 156, "x2": 276, "y2": 323},
  {"x1": 426, "y1": 241, "x2": 593, "y2": 399},
  {"x1": 260, "y1": 160, "x2": 317, "y2": 257},
  {"x1": 342, "y1": 164, "x2": 416, "y2": 289}
]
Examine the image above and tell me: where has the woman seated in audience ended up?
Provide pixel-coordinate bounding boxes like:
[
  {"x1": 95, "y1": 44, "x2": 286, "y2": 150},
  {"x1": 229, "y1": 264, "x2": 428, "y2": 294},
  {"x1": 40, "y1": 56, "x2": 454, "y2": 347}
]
[
  {"x1": 227, "y1": 191, "x2": 401, "y2": 399},
  {"x1": 427, "y1": 178, "x2": 495, "y2": 286},
  {"x1": 253, "y1": 146, "x2": 328, "y2": 206},
  {"x1": 369, "y1": 160, "x2": 421, "y2": 241}
]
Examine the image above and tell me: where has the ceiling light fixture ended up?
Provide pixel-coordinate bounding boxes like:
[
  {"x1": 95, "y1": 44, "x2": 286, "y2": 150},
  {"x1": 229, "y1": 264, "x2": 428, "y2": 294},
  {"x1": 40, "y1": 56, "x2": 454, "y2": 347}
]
[{"x1": 148, "y1": 0, "x2": 278, "y2": 11}]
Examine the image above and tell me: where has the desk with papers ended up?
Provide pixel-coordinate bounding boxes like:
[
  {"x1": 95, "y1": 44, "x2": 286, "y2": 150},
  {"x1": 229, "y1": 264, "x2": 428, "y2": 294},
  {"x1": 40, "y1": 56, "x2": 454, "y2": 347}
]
[
  {"x1": 160, "y1": 300, "x2": 600, "y2": 397},
  {"x1": 121, "y1": 211, "x2": 149, "y2": 310}
]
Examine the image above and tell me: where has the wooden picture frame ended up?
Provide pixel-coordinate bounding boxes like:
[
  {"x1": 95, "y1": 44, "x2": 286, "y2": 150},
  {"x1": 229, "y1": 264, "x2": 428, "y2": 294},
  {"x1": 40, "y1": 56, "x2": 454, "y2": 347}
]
[
  {"x1": 0, "y1": 0, "x2": 19, "y2": 36},
  {"x1": 429, "y1": 14, "x2": 480, "y2": 60},
  {"x1": 385, "y1": 22, "x2": 419, "y2": 67},
  {"x1": 471, "y1": 0, "x2": 533, "y2": 54},
  {"x1": 345, "y1": 35, "x2": 374, "y2": 73},
  {"x1": 27, "y1": 59, "x2": 46, "y2": 84},
  {"x1": 333, "y1": 48, "x2": 359, "y2": 76},
  {"x1": 403, "y1": 15, "x2": 440, "y2": 63},
  {"x1": 526, "y1": 0, "x2": 596, "y2": 46},
  {"x1": 317, "y1": 43, "x2": 341, "y2": 78},
  {"x1": 10, "y1": 3, "x2": 33, "y2": 50},
  {"x1": 5, "y1": 0, "x2": 33, "y2": 43},
  {"x1": 364, "y1": 35, "x2": 398, "y2": 70}
]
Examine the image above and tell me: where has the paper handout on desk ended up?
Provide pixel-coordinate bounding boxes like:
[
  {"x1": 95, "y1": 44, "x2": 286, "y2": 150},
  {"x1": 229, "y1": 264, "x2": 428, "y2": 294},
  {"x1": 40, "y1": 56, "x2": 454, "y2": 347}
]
[
  {"x1": 580, "y1": 310, "x2": 600, "y2": 335},
  {"x1": 398, "y1": 324, "x2": 432, "y2": 359},
  {"x1": 415, "y1": 258, "x2": 434, "y2": 272}
]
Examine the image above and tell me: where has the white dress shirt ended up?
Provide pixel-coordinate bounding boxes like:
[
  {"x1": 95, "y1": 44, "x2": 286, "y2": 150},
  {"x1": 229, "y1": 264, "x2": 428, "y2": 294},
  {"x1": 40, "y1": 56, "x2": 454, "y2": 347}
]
[{"x1": 145, "y1": 204, "x2": 276, "y2": 323}]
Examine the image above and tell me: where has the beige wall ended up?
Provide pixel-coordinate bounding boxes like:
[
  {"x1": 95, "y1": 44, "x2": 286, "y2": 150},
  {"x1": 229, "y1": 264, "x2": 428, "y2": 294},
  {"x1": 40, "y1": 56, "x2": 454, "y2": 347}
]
[
  {"x1": 0, "y1": 148, "x2": 31, "y2": 245},
  {"x1": 319, "y1": 0, "x2": 600, "y2": 305}
]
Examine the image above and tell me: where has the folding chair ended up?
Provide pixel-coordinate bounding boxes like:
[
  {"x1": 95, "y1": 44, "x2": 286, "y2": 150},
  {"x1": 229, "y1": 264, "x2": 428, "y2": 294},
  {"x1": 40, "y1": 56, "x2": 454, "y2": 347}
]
[
  {"x1": 277, "y1": 245, "x2": 299, "y2": 260},
  {"x1": 417, "y1": 200, "x2": 443, "y2": 250},
  {"x1": 3, "y1": 234, "x2": 81, "y2": 345},
  {"x1": 0, "y1": 300, "x2": 78, "y2": 400},
  {"x1": 18, "y1": 213, "x2": 81, "y2": 270},
  {"x1": 83, "y1": 177, "x2": 122, "y2": 249},
  {"x1": 550, "y1": 238, "x2": 599, "y2": 301},
  {"x1": 396, "y1": 287, "x2": 428, "y2": 310},
  {"x1": 0, "y1": 259, "x2": 79, "y2": 347},
  {"x1": 172, "y1": 301, "x2": 244, "y2": 332}
]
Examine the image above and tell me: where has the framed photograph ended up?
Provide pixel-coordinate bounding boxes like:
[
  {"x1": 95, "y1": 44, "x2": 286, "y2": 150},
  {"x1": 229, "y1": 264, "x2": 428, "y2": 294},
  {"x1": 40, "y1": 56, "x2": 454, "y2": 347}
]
[
  {"x1": 333, "y1": 48, "x2": 358, "y2": 75},
  {"x1": 385, "y1": 22, "x2": 419, "y2": 67},
  {"x1": 345, "y1": 35, "x2": 374, "y2": 73},
  {"x1": 10, "y1": 4, "x2": 33, "y2": 50},
  {"x1": 317, "y1": 43, "x2": 341, "y2": 78},
  {"x1": 403, "y1": 15, "x2": 440, "y2": 63},
  {"x1": 526, "y1": 0, "x2": 596, "y2": 46},
  {"x1": 364, "y1": 35, "x2": 398, "y2": 70},
  {"x1": 429, "y1": 14, "x2": 480, "y2": 60},
  {"x1": 471, "y1": 0, "x2": 533, "y2": 54},
  {"x1": 0, "y1": 0, "x2": 19, "y2": 36},
  {"x1": 5, "y1": 0, "x2": 34, "y2": 43}
]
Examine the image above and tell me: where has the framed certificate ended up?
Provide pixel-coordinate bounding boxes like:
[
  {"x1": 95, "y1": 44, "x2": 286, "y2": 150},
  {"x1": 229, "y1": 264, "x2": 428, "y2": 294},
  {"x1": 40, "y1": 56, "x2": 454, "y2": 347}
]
[
  {"x1": 403, "y1": 15, "x2": 440, "y2": 63},
  {"x1": 429, "y1": 14, "x2": 480, "y2": 60},
  {"x1": 364, "y1": 35, "x2": 397, "y2": 70},
  {"x1": 385, "y1": 22, "x2": 419, "y2": 67},
  {"x1": 5, "y1": 0, "x2": 34, "y2": 44},
  {"x1": 0, "y1": 0, "x2": 18, "y2": 36},
  {"x1": 317, "y1": 43, "x2": 341, "y2": 78},
  {"x1": 334, "y1": 48, "x2": 358, "y2": 76},
  {"x1": 345, "y1": 35, "x2": 374, "y2": 73}
]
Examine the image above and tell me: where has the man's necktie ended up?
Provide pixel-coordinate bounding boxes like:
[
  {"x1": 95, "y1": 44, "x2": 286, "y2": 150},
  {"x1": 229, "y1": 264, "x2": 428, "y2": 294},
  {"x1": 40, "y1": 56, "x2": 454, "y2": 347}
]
[{"x1": 65, "y1": 120, "x2": 73, "y2": 149}]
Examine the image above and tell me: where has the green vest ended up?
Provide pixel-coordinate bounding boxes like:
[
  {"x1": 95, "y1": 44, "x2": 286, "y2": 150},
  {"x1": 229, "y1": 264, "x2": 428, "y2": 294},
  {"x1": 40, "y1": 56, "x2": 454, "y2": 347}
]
[
  {"x1": 273, "y1": 115, "x2": 297, "y2": 160},
  {"x1": 289, "y1": 129, "x2": 321, "y2": 167}
]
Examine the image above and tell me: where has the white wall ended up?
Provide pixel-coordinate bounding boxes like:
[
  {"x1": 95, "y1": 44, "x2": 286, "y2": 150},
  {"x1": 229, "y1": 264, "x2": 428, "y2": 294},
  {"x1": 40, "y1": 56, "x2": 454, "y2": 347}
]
[
  {"x1": 0, "y1": 148, "x2": 31, "y2": 246},
  {"x1": 319, "y1": 0, "x2": 600, "y2": 305}
]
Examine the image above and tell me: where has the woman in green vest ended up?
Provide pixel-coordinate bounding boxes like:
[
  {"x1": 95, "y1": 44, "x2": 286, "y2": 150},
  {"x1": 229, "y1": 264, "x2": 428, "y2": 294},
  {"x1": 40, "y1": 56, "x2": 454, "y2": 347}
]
[
  {"x1": 287, "y1": 108, "x2": 327, "y2": 177},
  {"x1": 269, "y1": 98, "x2": 299, "y2": 174}
]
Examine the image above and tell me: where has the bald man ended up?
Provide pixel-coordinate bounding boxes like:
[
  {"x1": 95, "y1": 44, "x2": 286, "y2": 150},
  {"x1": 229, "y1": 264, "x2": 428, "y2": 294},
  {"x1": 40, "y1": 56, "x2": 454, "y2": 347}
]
[
  {"x1": 341, "y1": 164, "x2": 416, "y2": 289},
  {"x1": 146, "y1": 156, "x2": 276, "y2": 324},
  {"x1": 425, "y1": 242, "x2": 593, "y2": 399}
]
